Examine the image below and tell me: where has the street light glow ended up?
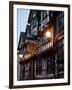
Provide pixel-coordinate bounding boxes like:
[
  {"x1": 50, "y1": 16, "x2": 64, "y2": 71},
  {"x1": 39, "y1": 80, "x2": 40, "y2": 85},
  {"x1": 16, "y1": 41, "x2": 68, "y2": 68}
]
[
  {"x1": 24, "y1": 54, "x2": 31, "y2": 60},
  {"x1": 45, "y1": 31, "x2": 51, "y2": 38},
  {"x1": 19, "y1": 54, "x2": 23, "y2": 59}
]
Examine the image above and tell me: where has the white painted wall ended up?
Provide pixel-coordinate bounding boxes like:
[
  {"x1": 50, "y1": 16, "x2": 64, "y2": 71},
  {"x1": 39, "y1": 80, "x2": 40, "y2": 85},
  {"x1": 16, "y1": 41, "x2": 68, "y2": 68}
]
[{"x1": 0, "y1": 0, "x2": 72, "y2": 90}]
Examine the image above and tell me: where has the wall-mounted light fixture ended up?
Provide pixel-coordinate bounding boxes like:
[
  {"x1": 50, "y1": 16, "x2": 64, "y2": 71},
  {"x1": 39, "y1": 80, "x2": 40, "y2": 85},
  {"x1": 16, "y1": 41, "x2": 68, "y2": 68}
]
[
  {"x1": 45, "y1": 31, "x2": 51, "y2": 38},
  {"x1": 19, "y1": 54, "x2": 23, "y2": 59}
]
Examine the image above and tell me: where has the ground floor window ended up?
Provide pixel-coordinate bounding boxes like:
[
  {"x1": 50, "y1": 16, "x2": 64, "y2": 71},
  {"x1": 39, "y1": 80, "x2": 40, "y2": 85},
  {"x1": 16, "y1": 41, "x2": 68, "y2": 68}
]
[
  {"x1": 36, "y1": 57, "x2": 42, "y2": 75},
  {"x1": 57, "y1": 45, "x2": 64, "y2": 78},
  {"x1": 29, "y1": 61, "x2": 33, "y2": 76},
  {"x1": 20, "y1": 63, "x2": 25, "y2": 80},
  {"x1": 47, "y1": 56, "x2": 54, "y2": 74}
]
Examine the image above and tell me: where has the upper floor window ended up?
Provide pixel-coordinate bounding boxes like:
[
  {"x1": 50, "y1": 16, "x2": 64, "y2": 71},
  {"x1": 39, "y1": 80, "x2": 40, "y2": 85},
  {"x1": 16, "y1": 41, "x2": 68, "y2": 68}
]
[
  {"x1": 33, "y1": 11, "x2": 36, "y2": 18},
  {"x1": 41, "y1": 11, "x2": 49, "y2": 20},
  {"x1": 31, "y1": 27, "x2": 37, "y2": 36},
  {"x1": 56, "y1": 12, "x2": 64, "y2": 34},
  {"x1": 31, "y1": 17, "x2": 38, "y2": 30},
  {"x1": 20, "y1": 37, "x2": 24, "y2": 48},
  {"x1": 42, "y1": 11, "x2": 47, "y2": 19},
  {"x1": 41, "y1": 11, "x2": 50, "y2": 30},
  {"x1": 26, "y1": 30, "x2": 31, "y2": 38}
]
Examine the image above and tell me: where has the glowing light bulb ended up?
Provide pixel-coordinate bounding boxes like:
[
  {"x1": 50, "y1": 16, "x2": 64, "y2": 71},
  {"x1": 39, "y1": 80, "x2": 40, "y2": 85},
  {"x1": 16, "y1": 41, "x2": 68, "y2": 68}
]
[
  {"x1": 19, "y1": 54, "x2": 23, "y2": 59},
  {"x1": 45, "y1": 31, "x2": 51, "y2": 38}
]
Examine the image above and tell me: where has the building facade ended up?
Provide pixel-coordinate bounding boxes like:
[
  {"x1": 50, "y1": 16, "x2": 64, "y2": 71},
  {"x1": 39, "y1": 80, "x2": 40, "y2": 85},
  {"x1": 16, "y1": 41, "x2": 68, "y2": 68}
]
[{"x1": 18, "y1": 10, "x2": 64, "y2": 80}]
